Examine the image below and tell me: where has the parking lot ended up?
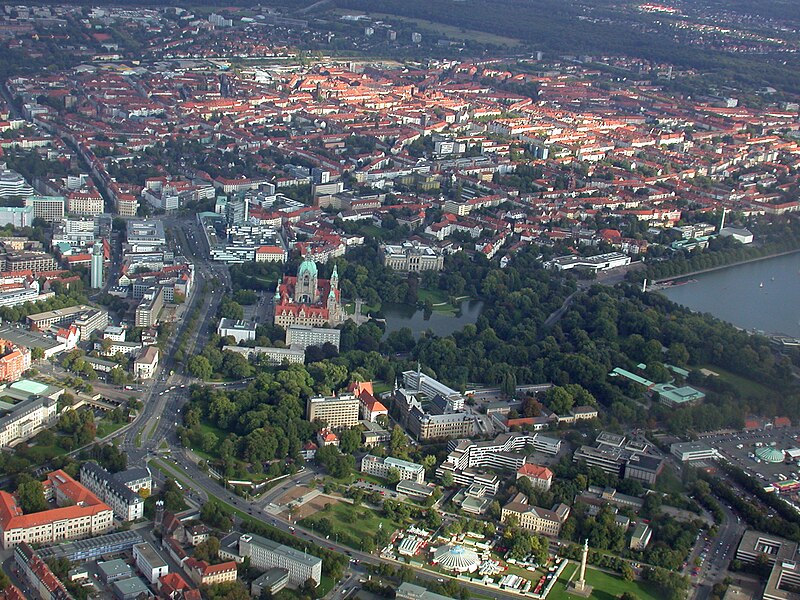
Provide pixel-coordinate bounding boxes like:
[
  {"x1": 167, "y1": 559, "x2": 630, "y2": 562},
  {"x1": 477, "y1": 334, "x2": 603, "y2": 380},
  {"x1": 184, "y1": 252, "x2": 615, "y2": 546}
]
[{"x1": 702, "y1": 426, "x2": 800, "y2": 483}]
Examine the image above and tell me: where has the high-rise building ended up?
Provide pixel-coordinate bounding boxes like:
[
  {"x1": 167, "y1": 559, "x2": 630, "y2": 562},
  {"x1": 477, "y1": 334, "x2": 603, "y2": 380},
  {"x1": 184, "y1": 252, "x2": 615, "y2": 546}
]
[
  {"x1": 91, "y1": 242, "x2": 104, "y2": 289},
  {"x1": 225, "y1": 197, "x2": 249, "y2": 226},
  {"x1": 306, "y1": 393, "x2": 359, "y2": 429}
]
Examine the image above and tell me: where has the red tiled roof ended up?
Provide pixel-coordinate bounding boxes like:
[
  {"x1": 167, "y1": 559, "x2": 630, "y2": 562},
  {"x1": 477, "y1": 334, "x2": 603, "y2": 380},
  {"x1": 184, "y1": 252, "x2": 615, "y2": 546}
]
[
  {"x1": 517, "y1": 463, "x2": 554, "y2": 480},
  {"x1": 0, "y1": 470, "x2": 110, "y2": 531}
]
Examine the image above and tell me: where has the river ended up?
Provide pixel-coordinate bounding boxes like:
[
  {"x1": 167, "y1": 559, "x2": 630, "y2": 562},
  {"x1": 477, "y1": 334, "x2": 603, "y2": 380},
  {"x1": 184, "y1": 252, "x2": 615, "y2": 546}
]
[
  {"x1": 381, "y1": 299, "x2": 484, "y2": 338},
  {"x1": 660, "y1": 252, "x2": 800, "y2": 336}
]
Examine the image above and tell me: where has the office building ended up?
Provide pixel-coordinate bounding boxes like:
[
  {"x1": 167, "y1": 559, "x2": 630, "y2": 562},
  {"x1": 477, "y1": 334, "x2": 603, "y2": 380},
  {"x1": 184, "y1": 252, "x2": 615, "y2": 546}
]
[
  {"x1": 80, "y1": 462, "x2": 150, "y2": 522},
  {"x1": 0, "y1": 168, "x2": 34, "y2": 198},
  {"x1": 736, "y1": 531, "x2": 800, "y2": 600},
  {"x1": 0, "y1": 470, "x2": 113, "y2": 549},
  {"x1": 133, "y1": 543, "x2": 169, "y2": 584},
  {"x1": 306, "y1": 393, "x2": 360, "y2": 429},
  {"x1": 0, "y1": 205, "x2": 32, "y2": 228},
  {"x1": 27, "y1": 305, "x2": 108, "y2": 341},
  {"x1": 239, "y1": 533, "x2": 322, "y2": 587},
  {"x1": 670, "y1": 441, "x2": 721, "y2": 462},
  {"x1": 90, "y1": 242, "x2": 104, "y2": 289},
  {"x1": 37, "y1": 530, "x2": 143, "y2": 562},
  {"x1": 501, "y1": 493, "x2": 570, "y2": 536},
  {"x1": 0, "y1": 390, "x2": 59, "y2": 448},
  {"x1": 126, "y1": 219, "x2": 166, "y2": 247},
  {"x1": 25, "y1": 196, "x2": 65, "y2": 222},
  {"x1": 516, "y1": 464, "x2": 554, "y2": 491},
  {"x1": 251, "y1": 569, "x2": 290, "y2": 597},
  {"x1": 225, "y1": 197, "x2": 249, "y2": 225},
  {"x1": 545, "y1": 252, "x2": 631, "y2": 272},
  {"x1": 437, "y1": 432, "x2": 560, "y2": 489},
  {"x1": 630, "y1": 523, "x2": 652, "y2": 550},
  {"x1": 285, "y1": 325, "x2": 341, "y2": 351},
  {"x1": 382, "y1": 241, "x2": 444, "y2": 272},
  {"x1": 135, "y1": 286, "x2": 164, "y2": 327},
  {"x1": 112, "y1": 576, "x2": 150, "y2": 600},
  {"x1": 2, "y1": 250, "x2": 58, "y2": 273},
  {"x1": 397, "y1": 583, "x2": 453, "y2": 600},
  {"x1": 217, "y1": 318, "x2": 257, "y2": 343},
  {"x1": 361, "y1": 455, "x2": 425, "y2": 484},
  {"x1": 223, "y1": 345, "x2": 305, "y2": 365},
  {"x1": 184, "y1": 557, "x2": 238, "y2": 586},
  {"x1": 573, "y1": 443, "x2": 663, "y2": 485}
]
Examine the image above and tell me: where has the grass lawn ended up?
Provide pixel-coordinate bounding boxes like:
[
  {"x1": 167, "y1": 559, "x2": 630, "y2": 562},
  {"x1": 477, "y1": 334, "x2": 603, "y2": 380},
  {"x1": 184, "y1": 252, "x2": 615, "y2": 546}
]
[
  {"x1": 372, "y1": 380, "x2": 391, "y2": 395},
  {"x1": 96, "y1": 418, "x2": 126, "y2": 438},
  {"x1": 134, "y1": 430, "x2": 142, "y2": 448},
  {"x1": 417, "y1": 288, "x2": 460, "y2": 314},
  {"x1": 699, "y1": 364, "x2": 771, "y2": 399},
  {"x1": 548, "y1": 564, "x2": 662, "y2": 600},
  {"x1": 300, "y1": 501, "x2": 399, "y2": 550},
  {"x1": 17, "y1": 442, "x2": 69, "y2": 464}
]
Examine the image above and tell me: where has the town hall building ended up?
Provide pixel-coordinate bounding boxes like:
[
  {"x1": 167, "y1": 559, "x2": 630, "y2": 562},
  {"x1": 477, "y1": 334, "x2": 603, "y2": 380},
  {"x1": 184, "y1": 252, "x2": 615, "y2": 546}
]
[{"x1": 271, "y1": 257, "x2": 345, "y2": 328}]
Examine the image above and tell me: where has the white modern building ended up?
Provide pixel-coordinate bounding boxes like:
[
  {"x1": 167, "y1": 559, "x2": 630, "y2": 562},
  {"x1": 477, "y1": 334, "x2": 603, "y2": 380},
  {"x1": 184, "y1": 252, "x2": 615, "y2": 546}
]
[
  {"x1": 361, "y1": 455, "x2": 425, "y2": 484},
  {"x1": 239, "y1": 534, "x2": 322, "y2": 587},
  {"x1": 217, "y1": 318, "x2": 257, "y2": 343},
  {"x1": 133, "y1": 543, "x2": 168, "y2": 584},
  {"x1": 545, "y1": 252, "x2": 631, "y2": 272}
]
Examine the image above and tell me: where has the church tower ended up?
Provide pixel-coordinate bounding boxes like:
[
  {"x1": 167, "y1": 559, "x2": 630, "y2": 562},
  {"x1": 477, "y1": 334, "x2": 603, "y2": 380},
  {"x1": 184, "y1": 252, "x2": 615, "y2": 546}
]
[{"x1": 294, "y1": 255, "x2": 319, "y2": 304}]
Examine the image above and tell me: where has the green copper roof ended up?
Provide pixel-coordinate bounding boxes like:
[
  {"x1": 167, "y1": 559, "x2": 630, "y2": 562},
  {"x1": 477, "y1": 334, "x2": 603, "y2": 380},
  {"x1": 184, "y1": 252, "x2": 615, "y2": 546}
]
[{"x1": 298, "y1": 257, "x2": 318, "y2": 278}]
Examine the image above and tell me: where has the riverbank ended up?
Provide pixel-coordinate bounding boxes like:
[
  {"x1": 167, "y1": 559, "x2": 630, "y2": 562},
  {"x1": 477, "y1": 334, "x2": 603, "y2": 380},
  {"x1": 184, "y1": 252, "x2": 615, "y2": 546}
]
[
  {"x1": 653, "y1": 247, "x2": 800, "y2": 285},
  {"x1": 660, "y1": 250, "x2": 800, "y2": 337}
]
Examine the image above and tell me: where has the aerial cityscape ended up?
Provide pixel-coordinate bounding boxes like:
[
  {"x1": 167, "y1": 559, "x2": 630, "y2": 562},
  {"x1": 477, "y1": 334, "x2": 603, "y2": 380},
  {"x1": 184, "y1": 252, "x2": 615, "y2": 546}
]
[{"x1": 0, "y1": 1, "x2": 799, "y2": 600}]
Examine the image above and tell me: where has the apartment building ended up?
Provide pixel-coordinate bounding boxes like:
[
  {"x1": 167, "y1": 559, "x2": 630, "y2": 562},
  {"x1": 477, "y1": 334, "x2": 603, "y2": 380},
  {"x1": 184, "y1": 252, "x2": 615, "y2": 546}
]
[
  {"x1": 0, "y1": 340, "x2": 31, "y2": 382},
  {"x1": 306, "y1": 393, "x2": 360, "y2": 429},
  {"x1": 0, "y1": 470, "x2": 114, "y2": 549},
  {"x1": 67, "y1": 192, "x2": 103, "y2": 216},
  {"x1": 14, "y1": 543, "x2": 71, "y2": 600},
  {"x1": 501, "y1": 493, "x2": 570, "y2": 536},
  {"x1": 361, "y1": 455, "x2": 425, "y2": 484},
  {"x1": 239, "y1": 533, "x2": 322, "y2": 586},
  {"x1": 80, "y1": 462, "x2": 150, "y2": 521},
  {"x1": 134, "y1": 347, "x2": 159, "y2": 380}
]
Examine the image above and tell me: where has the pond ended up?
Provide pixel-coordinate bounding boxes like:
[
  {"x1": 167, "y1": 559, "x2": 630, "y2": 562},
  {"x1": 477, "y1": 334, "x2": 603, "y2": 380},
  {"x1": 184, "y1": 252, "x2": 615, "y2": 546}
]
[{"x1": 379, "y1": 298, "x2": 485, "y2": 338}]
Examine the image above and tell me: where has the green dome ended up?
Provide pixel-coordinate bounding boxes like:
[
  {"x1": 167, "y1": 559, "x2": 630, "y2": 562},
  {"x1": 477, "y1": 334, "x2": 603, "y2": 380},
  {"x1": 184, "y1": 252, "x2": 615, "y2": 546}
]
[
  {"x1": 298, "y1": 257, "x2": 318, "y2": 278},
  {"x1": 756, "y1": 446, "x2": 785, "y2": 463}
]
